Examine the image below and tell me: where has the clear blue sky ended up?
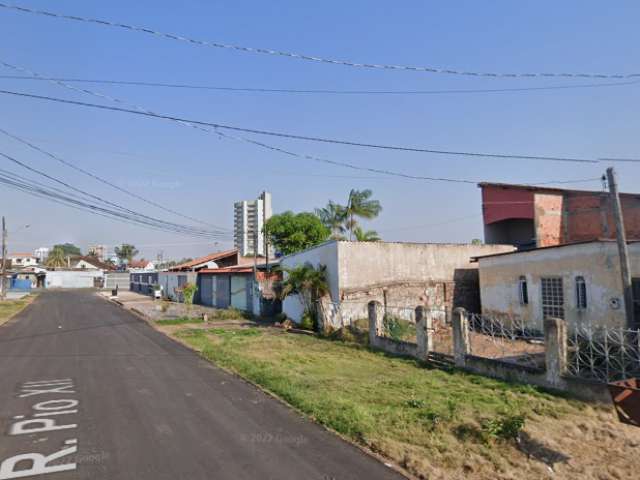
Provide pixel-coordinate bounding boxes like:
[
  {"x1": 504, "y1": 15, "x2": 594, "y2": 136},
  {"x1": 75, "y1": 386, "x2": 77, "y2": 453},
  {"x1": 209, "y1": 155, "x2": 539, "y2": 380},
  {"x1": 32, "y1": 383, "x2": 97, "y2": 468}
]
[{"x1": 0, "y1": 1, "x2": 638, "y2": 259}]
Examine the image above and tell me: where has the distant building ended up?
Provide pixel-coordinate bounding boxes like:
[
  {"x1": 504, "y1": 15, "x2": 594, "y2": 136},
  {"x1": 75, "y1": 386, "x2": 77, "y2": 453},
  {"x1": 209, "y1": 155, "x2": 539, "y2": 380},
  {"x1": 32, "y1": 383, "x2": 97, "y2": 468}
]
[
  {"x1": 8, "y1": 253, "x2": 38, "y2": 268},
  {"x1": 234, "y1": 191, "x2": 272, "y2": 257},
  {"x1": 127, "y1": 259, "x2": 155, "y2": 272},
  {"x1": 87, "y1": 244, "x2": 106, "y2": 261},
  {"x1": 34, "y1": 247, "x2": 49, "y2": 264},
  {"x1": 479, "y1": 182, "x2": 640, "y2": 250}
]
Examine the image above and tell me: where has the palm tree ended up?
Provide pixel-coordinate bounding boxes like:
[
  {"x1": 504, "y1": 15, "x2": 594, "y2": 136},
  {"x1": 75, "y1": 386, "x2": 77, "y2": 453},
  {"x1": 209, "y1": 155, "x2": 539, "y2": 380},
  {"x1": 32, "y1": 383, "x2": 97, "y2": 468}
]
[
  {"x1": 353, "y1": 226, "x2": 381, "y2": 242},
  {"x1": 345, "y1": 189, "x2": 382, "y2": 240},
  {"x1": 45, "y1": 246, "x2": 66, "y2": 268},
  {"x1": 315, "y1": 201, "x2": 346, "y2": 240},
  {"x1": 279, "y1": 262, "x2": 329, "y2": 330},
  {"x1": 114, "y1": 244, "x2": 139, "y2": 264}
]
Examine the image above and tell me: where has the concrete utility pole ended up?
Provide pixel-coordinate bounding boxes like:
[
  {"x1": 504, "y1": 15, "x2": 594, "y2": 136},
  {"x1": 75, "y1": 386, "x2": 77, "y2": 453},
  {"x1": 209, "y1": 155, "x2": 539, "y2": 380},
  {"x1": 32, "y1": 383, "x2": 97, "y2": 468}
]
[
  {"x1": 1, "y1": 217, "x2": 6, "y2": 301},
  {"x1": 607, "y1": 167, "x2": 635, "y2": 328}
]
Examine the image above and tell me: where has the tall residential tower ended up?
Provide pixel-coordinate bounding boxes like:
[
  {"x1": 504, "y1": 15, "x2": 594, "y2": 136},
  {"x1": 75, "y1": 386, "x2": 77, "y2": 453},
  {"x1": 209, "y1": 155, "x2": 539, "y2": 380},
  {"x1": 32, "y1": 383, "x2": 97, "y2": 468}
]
[{"x1": 234, "y1": 191, "x2": 272, "y2": 257}]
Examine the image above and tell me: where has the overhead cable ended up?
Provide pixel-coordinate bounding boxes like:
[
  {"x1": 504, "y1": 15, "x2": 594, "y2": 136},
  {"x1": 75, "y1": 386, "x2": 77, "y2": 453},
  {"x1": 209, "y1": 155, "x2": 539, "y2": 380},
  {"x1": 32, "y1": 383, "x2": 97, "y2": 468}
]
[{"x1": 0, "y1": 3, "x2": 637, "y2": 80}]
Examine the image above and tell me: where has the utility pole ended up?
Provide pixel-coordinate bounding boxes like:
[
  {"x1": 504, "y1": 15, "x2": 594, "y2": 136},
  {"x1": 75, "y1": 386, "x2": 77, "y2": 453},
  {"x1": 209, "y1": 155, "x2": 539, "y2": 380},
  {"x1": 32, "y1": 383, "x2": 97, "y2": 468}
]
[
  {"x1": 1, "y1": 216, "x2": 6, "y2": 300},
  {"x1": 607, "y1": 167, "x2": 635, "y2": 328}
]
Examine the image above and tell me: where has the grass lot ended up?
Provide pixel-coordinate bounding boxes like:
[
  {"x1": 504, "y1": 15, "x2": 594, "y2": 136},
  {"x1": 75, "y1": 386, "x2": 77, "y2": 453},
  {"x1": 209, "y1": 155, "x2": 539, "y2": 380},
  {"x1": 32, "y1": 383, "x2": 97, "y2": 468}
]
[
  {"x1": 0, "y1": 295, "x2": 36, "y2": 326},
  {"x1": 160, "y1": 324, "x2": 639, "y2": 480}
]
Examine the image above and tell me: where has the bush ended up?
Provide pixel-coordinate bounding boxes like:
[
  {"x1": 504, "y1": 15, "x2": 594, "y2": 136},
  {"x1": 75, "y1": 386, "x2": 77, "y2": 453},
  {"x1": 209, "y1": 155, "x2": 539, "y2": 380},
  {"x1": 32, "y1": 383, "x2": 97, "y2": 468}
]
[
  {"x1": 299, "y1": 311, "x2": 315, "y2": 331},
  {"x1": 383, "y1": 314, "x2": 413, "y2": 341},
  {"x1": 481, "y1": 414, "x2": 525, "y2": 441}
]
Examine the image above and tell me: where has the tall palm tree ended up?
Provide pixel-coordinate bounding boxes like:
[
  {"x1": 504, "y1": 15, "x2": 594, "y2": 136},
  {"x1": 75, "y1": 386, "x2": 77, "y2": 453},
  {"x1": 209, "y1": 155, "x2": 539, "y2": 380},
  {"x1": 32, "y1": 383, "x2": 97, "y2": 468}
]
[
  {"x1": 315, "y1": 201, "x2": 347, "y2": 239},
  {"x1": 353, "y1": 226, "x2": 381, "y2": 242},
  {"x1": 45, "y1": 246, "x2": 66, "y2": 268},
  {"x1": 279, "y1": 262, "x2": 329, "y2": 329},
  {"x1": 345, "y1": 189, "x2": 382, "y2": 240}
]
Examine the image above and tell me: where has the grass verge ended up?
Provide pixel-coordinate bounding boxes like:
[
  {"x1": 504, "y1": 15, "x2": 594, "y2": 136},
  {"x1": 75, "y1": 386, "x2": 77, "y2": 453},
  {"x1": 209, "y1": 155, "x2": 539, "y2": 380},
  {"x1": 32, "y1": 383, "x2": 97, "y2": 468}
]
[
  {"x1": 160, "y1": 325, "x2": 626, "y2": 479},
  {"x1": 0, "y1": 294, "x2": 37, "y2": 327}
]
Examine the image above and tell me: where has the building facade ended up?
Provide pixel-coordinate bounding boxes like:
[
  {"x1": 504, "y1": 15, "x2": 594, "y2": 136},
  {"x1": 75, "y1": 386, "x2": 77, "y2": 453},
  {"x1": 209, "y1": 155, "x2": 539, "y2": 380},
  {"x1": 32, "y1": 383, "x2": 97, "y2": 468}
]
[
  {"x1": 281, "y1": 241, "x2": 515, "y2": 328},
  {"x1": 34, "y1": 247, "x2": 49, "y2": 264},
  {"x1": 479, "y1": 182, "x2": 640, "y2": 250},
  {"x1": 476, "y1": 240, "x2": 640, "y2": 332},
  {"x1": 234, "y1": 191, "x2": 272, "y2": 257},
  {"x1": 87, "y1": 244, "x2": 106, "y2": 261},
  {"x1": 8, "y1": 253, "x2": 38, "y2": 268}
]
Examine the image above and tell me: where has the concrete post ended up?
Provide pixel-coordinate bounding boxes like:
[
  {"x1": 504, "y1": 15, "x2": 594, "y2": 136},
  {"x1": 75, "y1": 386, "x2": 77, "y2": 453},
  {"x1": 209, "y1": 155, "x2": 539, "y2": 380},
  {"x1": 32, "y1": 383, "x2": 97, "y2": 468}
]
[
  {"x1": 415, "y1": 306, "x2": 433, "y2": 361},
  {"x1": 452, "y1": 307, "x2": 470, "y2": 367},
  {"x1": 544, "y1": 317, "x2": 567, "y2": 386},
  {"x1": 368, "y1": 301, "x2": 384, "y2": 346}
]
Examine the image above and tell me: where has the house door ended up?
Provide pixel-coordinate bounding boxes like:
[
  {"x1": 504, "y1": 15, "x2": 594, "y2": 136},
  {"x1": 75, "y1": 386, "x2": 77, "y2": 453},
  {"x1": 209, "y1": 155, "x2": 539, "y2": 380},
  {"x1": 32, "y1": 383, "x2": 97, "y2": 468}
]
[{"x1": 230, "y1": 276, "x2": 248, "y2": 311}]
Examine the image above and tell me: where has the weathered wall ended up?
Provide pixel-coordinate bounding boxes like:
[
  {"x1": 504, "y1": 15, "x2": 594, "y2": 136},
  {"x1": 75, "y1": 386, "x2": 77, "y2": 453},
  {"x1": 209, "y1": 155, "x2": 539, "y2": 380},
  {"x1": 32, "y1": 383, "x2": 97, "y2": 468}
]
[
  {"x1": 534, "y1": 193, "x2": 563, "y2": 247},
  {"x1": 478, "y1": 241, "x2": 640, "y2": 331},
  {"x1": 46, "y1": 270, "x2": 103, "y2": 289},
  {"x1": 158, "y1": 272, "x2": 197, "y2": 302}
]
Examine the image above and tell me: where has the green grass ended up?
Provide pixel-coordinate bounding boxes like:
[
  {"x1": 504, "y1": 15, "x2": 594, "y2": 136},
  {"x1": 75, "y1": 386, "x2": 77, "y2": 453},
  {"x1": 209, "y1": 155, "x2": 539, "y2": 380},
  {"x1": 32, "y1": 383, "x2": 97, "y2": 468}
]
[
  {"x1": 156, "y1": 317, "x2": 204, "y2": 326},
  {"x1": 170, "y1": 325, "x2": 588, "y2": 477},
  {"x1": 0, "y1": 295, "x2": 36, "y2": 326}
]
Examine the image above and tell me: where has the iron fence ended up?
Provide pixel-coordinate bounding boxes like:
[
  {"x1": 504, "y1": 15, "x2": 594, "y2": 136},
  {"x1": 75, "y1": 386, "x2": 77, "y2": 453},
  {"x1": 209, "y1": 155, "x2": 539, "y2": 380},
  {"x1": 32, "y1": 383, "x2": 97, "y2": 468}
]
[
  {"x1": 566, "y1": 326, "x2": 640, "y2": 383},
  {"x1": 467, "y1": 313, "x2": 545, "y2": 369}
]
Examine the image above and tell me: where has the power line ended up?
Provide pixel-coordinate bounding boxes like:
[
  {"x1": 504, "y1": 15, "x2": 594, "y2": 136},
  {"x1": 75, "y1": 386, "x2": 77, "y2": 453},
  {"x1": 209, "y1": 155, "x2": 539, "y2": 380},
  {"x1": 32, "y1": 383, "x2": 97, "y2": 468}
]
[
  {"x1": 0, "y1": 3, "x2": 637, "y2": 80},
  {"x1": 0, "y1": 125, "x2": 231, "y2": 232},
  {"x1": 0, "y1": 150, "x2": 228, "y2": 238},
  {"x1": 0, "y1": 88, "x2": 604, "y2": 165},
  {"x1": 0, "y1": 74, "x2": 638, "y2": 95}
]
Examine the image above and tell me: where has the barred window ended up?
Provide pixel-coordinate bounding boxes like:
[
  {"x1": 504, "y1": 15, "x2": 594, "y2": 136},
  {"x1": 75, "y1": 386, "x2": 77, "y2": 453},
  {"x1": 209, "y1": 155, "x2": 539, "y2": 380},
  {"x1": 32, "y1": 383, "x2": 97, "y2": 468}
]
[
  {"x1": 541, "y1": 277, "x2": 564, "y2": 319},
  {"x1": 518, "y1": 276, "x2": 529, "y2": 305},
  {"x1": 576, "y1": 276, "x2": 587, "y2": 310}
]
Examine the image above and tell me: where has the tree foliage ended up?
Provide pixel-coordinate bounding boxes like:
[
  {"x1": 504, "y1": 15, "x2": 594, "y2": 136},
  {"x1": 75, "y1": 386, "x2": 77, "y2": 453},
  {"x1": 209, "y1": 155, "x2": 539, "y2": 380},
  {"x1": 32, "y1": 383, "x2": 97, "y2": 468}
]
[
  {"x1": 353, "y1": 226, "x2": 380, "y2": 242},
  {"x1": 345, "y1": 189, "x2": 382, "y2": 240},
  {"x1": 182, "y1": 282, "x2": 198, "y2": 306},
  {"x1": 265, "y1": 211, "x2": 330, "y2": 256},
  {"x1": 114, "y1": 244, "x2": 139, "y2": 263},
  {"x1": 45, "y1": 246, "x2": 67, "y2": 268},
  {"x1": 53, "y1": 243, "x2": 81, "y2": 257},
  {"x1": 316, "y1": 189, "x2": 382, "y2": 241},
  {"x1": 314, "y1": 201, "x2": 346, "y2": 240}
]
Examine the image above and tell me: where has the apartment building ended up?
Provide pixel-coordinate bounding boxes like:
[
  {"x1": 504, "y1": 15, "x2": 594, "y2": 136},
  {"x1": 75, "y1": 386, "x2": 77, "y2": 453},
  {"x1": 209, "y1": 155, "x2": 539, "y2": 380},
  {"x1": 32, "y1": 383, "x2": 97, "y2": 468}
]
[{"x1": 234, "y1": 191, "x2": 272, "y2": 257}]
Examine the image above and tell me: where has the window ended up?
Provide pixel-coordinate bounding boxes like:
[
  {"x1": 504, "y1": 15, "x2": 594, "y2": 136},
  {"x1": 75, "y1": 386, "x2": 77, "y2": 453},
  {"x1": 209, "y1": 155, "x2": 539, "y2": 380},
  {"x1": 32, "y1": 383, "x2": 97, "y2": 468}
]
[
  {"x1": 518, "y1": 276, "x2": 529, "y2": 305},
  {"x1": 541, "y1": 277, "x2": 564, "y2": 319},
  {"x1": 576, "y1": 276, "x2": 587, "y2": 310}
]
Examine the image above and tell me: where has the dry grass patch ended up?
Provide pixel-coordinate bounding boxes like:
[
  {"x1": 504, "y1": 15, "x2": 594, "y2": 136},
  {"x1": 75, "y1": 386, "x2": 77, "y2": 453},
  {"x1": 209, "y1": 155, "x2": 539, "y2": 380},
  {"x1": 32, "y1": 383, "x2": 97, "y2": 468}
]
[
  {"x1": 0, "y1": 294, "x2": 37, "y2": 327},
  {"x1": 164, "y1": 324, "x2": 638, "y2": 480}
]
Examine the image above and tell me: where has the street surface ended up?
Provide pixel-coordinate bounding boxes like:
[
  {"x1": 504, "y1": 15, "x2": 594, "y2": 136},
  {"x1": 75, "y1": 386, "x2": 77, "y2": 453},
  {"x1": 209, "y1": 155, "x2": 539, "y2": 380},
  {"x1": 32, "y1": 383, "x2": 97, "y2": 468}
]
[{"x1": 0, "y1": 291, "x2": 403, "y2": 480}]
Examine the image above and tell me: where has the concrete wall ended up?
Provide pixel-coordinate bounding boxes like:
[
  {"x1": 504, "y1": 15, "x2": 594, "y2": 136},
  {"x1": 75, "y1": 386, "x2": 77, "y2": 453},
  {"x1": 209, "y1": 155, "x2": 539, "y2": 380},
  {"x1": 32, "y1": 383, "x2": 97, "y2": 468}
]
[
  {"x1": 46, "y1": 270, "x2": 103, "y2": 289},
  {"x1": 478, "y1": 241, "x2": 640, "y2": 331},
  {"x1": 158, "y1": 272, "x2": 197, "y2": 302},
  {"x1": 104, "y1": 272, "x2": 130, "y2": 290},
  {"x1": 281, "y1": 241, "x2": 514, "y2": 326}
]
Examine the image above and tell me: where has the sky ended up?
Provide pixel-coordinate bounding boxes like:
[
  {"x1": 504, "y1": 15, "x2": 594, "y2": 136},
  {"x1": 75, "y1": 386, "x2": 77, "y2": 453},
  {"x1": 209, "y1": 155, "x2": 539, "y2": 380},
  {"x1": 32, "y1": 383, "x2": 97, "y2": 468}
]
[{"x1": 0, "y1": 1, "x2": 638, "y2": 260}]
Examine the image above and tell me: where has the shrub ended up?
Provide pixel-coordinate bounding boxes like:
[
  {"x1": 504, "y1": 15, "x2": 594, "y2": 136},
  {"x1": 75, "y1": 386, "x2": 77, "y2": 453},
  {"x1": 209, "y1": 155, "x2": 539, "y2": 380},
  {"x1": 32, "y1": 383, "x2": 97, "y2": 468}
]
[
  {"x1": 383, "y1": 314, "x2": 413, "y2": 341},
  {"x1": 481, "y1": 414, "x2": 525, "y2": 441},
  {"x1": 182, "y1": 283, "x2": 198, "y2": 306},
  {"x1": 299, "y1": 311, "x2": 315, "y2": 331}
]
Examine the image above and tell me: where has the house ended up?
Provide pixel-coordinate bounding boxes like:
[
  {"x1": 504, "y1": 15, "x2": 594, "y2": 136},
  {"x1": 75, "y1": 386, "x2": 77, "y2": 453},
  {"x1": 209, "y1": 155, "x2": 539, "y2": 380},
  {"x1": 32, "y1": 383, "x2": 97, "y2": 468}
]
[
  {"x1": 474, "y1": 240, "x2": 640, "y2": 332},
  {"x1": 129, "y1": 271, "x2": 159, "y2": 295},
  {"x1": 71, "y1": 256, "x2": 115, "y2": 271},
  {"x1": 197, "y1": 264, "x2": 281, "y2": 315},
  {"x1": 479, "y1": 182, "x2": 640, "y2": 250},
  {"x1": 8, "y1": 253, "x2": 38, "y2": 268},
  {"x1": 13, "y1": 267, "x2": 46, "y2": 289},
  {"x1": 128, "y1": 259, "x2": 155, "y2": 272},
  {"x1": 280, "y1": 240, "x2": 515, "y2": 328},
  {"x1": 158, "y1": 250, "x2": 241, "y2": 302}
]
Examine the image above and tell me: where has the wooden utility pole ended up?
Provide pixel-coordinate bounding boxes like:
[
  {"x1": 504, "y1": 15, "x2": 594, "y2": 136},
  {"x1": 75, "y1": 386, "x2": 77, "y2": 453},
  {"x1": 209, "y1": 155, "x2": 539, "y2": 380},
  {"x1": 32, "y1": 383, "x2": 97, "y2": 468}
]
[
  {"x1": 607, "y1": 167, "x2": 635, "y2": 328},
  {"x1": 1, "y1": 217, "x2": 6, "y2": 300}
]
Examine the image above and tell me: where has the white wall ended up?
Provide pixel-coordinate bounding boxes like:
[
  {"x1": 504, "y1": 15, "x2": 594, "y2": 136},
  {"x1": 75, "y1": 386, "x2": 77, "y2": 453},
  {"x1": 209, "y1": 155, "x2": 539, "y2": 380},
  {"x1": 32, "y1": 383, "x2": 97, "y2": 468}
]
[
  {"x1": 46, "y1": 270, "x2": 103, "y2": 289},
  {"x1": 280, "y1": 241, "x2": 339, "y2": 322},
  {"x1": 478, "y1": 241, "x2": 639, "y2": 330}
]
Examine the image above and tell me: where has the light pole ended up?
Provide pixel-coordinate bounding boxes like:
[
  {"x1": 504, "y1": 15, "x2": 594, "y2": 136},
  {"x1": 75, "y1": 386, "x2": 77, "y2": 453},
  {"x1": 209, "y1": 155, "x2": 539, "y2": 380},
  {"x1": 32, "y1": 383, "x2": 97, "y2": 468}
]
[{"x1": 1, "y1": 222, "x2": 31, "y2": 300}]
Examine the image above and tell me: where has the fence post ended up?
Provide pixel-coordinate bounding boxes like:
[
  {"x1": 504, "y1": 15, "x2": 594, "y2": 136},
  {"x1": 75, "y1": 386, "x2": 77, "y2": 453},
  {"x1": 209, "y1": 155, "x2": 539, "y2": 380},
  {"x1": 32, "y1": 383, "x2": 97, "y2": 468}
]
[
  {"x1": 452, "y1": 307, "x2": 470, "y2": 367},
  {"x1": 544, "y1": 317, "x2": 567, "y2": 386},
  {"x1": 416, "y1": 306, "x2": 433, "y2": 361},
  {"x1": 368, "y1": 301, "x2": 384, "y2": 346}
]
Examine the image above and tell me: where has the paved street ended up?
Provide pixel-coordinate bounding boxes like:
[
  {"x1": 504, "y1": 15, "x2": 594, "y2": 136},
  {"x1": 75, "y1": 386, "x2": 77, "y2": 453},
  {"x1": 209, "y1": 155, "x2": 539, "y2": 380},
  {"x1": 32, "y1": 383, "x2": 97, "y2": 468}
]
[{"x1": 0, "y1": 291, "x2": 403, "y2": 480}]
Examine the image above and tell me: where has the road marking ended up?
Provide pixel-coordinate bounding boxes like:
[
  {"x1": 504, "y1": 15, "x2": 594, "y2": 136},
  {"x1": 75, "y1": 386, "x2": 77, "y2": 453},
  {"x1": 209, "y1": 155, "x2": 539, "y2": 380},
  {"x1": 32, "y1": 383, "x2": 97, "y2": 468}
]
[{"x1": 0, "y1": 378, "x2": 80, "y2": 479}]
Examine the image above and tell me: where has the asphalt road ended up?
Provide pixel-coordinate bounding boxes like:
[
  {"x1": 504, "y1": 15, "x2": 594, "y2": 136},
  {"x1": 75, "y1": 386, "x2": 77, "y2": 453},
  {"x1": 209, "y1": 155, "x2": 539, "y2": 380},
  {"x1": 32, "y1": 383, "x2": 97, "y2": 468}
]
[{"x1": 0, "y1": 291, "x2": 404, "y2": 480}]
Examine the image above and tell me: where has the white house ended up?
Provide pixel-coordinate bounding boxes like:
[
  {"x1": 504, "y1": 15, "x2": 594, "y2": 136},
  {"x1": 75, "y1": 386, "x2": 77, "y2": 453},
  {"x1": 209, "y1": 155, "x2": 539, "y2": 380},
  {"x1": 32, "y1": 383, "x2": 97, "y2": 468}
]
[
  {"x1": 475, "y1": 240, "x2": 640, "y2": 332},
  {"x1": 280, "y1": 240, "x2": 515, "y2": 328},
  {"x1": 127, "y1": 259, "x2": 156, "y2": 272},
  {"x1": 9, "y1": 253, "x2": 38, "y2": 268}
]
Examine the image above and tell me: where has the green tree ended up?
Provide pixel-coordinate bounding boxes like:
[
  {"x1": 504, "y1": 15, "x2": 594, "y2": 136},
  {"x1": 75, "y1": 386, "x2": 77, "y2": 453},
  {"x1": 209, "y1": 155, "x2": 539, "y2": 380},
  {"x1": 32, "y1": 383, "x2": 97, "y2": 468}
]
[
  {"x1": 264, "y1": 212, "x2": 330, "y2": 256},
  {"x1": 344, "y1": 189, "x2": 382, "y2": 240},
  {"x1": 315, "y1": 201, "x2": 346, "y2": 240},
  {"x1": 45, "y1": 246, "x2": 67, "y2": 268},
  {"x1": 114, "y1": 244, "x2": 139, "y2": 264},
  {"x1": 53, "y1": 243, "x2": 81, "y2": 257},
  {"x1": 279, "y1": 263, "x2": 329, "y2": 331},
  {"x1": 181, "y1": 282, "x2": 198, "y2": 312},
  {"x1": 353, "y1": 226, "x2": 381, "y2": 242}
]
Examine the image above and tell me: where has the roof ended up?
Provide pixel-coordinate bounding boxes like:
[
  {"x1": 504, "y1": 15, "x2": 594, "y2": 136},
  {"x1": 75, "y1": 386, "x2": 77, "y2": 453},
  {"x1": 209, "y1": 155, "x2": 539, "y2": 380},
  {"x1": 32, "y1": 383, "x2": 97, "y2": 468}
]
[
  {"x1": 469, "y1": 239, "x2": 640, "y2": 261},
  {"x1": 198, "y1": 266, "x2": 254, "y2": 274},
  {"x1": 169, "y1": 249, "x2": 238, "y2": 271},
  {"x1": 478, "y1": 182, "x2": 640, "y2": 198},
  {"x1": 75, "y1": 256, "x2": 115, "y2": 271},
  {"x1": 9, "y1": 252, "x2": 35, "y2": 258},
  {"x1": 128, "y1": 259, "x2": 152, "y2": 268}
]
